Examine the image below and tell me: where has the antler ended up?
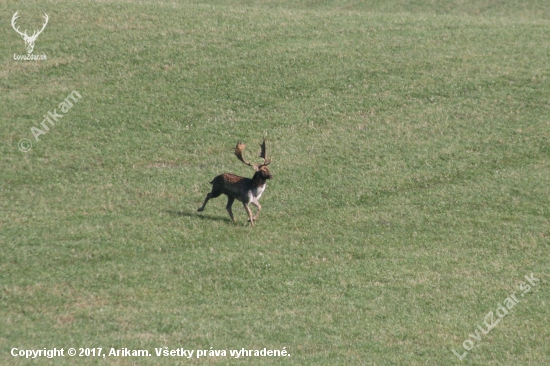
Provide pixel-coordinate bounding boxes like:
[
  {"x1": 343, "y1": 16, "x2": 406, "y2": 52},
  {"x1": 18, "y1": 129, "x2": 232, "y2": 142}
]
[
  {"x1": 11, "y1": 11, "x2": 27, "y2": 38},
  {"x1": 30, "y1": 13, "x2": 49, "y2": 39},
  {"x1": 258, "y1": 140, "x2": 271, "y2": 166},
  {"x1": 234, "y1": 140, "x2": 271, "y2": 168},
  {"x1": 11, "y1": 11, "x2": 48, "y2": 40},
  {"x1": 234, "y1": 142, "x2": 253, "y2": 167}
]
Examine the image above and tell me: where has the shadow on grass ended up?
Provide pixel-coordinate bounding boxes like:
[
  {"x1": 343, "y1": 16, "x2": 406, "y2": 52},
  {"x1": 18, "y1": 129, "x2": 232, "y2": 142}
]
[{"x1": 165, "y1": 210, "x2": 233, "y2": 223}]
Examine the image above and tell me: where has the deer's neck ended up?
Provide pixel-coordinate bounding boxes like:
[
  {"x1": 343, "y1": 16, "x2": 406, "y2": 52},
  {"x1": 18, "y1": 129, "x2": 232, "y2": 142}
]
[{"x1": 251, "y1": 172, "x2": 267, "y2": 188}]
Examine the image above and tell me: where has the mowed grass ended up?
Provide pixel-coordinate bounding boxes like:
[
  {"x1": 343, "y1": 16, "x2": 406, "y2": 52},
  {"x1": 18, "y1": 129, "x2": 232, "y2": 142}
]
[{"x1": 1, "y1": 0, "x2": 549, "y2": 364}]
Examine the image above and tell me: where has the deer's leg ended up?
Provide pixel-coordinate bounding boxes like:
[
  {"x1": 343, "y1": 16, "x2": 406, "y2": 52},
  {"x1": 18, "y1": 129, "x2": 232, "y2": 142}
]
[
  {"x1": 226, "y1": 196, "x2": 236, "y2": 222},
  {"x1": 251, "y1": 201, "x2": 262, "y2": 221},
  {"x1": 197, "y1": 192, "x2": 212, "y2": 212},
  {"x1": 242, "y1": 202, "x2": 254, "y2": 226}
]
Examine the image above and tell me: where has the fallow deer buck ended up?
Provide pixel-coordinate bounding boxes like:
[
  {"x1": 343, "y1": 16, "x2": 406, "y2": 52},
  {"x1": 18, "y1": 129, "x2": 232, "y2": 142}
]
[{"x1": 198, "y1": 140, "x2": 273, "y2": 226}]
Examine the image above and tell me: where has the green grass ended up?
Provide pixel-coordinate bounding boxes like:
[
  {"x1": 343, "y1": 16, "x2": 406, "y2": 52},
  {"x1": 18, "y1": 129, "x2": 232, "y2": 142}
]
[{"x1": 1, "y1": 0, "x2": 549, "y2": 364}]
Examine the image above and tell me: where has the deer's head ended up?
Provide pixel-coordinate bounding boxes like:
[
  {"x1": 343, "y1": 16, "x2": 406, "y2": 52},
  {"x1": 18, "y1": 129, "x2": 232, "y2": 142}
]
[
  {"x1": 234, "y1": 140, "x2": 273, "y2": 180},
  {"x1": 11, "y1": 11, "x2": 49, "y2": 54}
]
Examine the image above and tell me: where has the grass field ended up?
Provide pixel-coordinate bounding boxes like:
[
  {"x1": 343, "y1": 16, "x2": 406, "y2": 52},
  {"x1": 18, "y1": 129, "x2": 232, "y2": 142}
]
[{"x1": 1, "y1": 0, "x2": 549, "y2": 364}]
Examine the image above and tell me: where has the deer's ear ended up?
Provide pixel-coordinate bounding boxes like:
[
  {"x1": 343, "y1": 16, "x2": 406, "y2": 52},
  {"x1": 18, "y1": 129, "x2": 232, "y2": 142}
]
[{"x1": 253, "y1": 165, "x2": 260, "y2": 172}]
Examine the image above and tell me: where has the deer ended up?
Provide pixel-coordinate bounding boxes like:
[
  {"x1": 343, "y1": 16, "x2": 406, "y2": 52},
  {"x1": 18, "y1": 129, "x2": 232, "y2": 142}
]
[
  {"x1": 198, "y1": 140, "x2": 273, "y2": 226},
  {"x1": 11, "y1": 11, "x2": 49, "y2": 54}
]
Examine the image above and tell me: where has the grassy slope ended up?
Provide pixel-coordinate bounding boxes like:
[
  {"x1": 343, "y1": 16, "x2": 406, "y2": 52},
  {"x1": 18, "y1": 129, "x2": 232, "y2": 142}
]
[{"x1": 1, "y1": 0, "x2": 549, "y2": 365}]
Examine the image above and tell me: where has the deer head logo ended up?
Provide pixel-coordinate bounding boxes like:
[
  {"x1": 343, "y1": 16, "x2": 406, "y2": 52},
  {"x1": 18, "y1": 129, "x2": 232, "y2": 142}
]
[{"x1": 11, "y1": 11, "x2": 49, "y2": 54}]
